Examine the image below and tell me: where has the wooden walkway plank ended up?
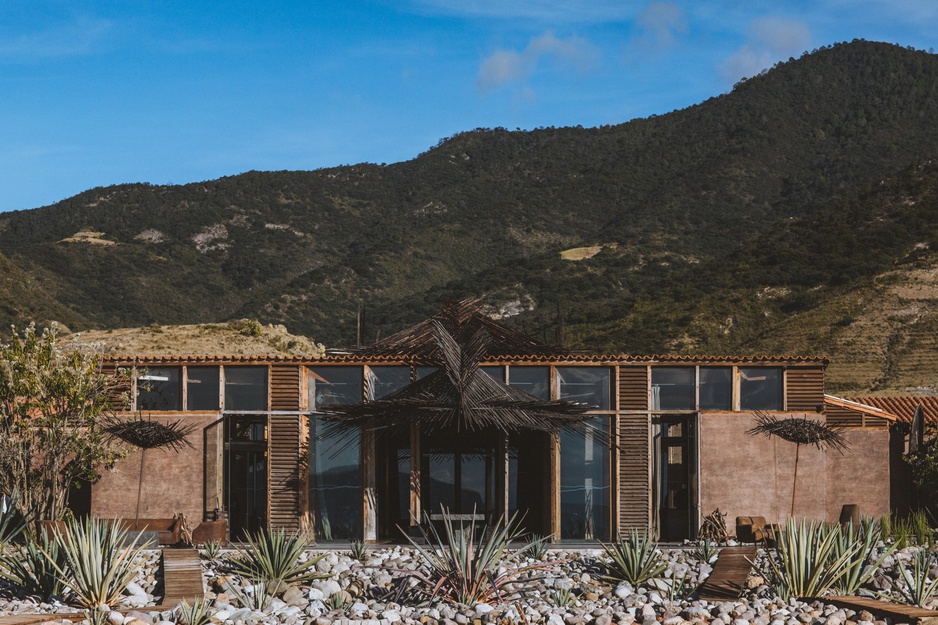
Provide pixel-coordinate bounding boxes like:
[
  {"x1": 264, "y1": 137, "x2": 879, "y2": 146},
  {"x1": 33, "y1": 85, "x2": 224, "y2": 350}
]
[
  {"x1": 697, "y1": 546, "x2": 758, "y2": 601},
  {"x1": 811, "y1": 595, "x2": 938, "y2": 625},
  {"x1": 155, "y1": 548, "x2": 205, "y2": 609}
]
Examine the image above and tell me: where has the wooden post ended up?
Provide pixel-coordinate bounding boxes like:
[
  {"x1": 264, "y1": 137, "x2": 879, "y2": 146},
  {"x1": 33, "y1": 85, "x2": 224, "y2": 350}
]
[
  {"x1": 550, "y1": 432, "x2": 561, "y2": 541},
  {"x1": 496, "y1": 432, "x2": 509, "y2": 521},
  {"x1": 409, "y1": 423, "x2": 421, "y2": 529},
  {"x1": 363, "y1": 429, "x2": 377, "y2": 541}
]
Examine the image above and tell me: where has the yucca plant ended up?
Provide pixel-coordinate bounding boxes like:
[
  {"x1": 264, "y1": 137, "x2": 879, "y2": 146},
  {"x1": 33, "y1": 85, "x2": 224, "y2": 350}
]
[
  {"x1": 349, "y1": 538, "x2": 367, "y2": 561},
  {"x1": 50, "y1": 516, "x2": 146, "y2": 608},
  {"x1": 227, "y1": 528, "x2": 325, "y2": 592},
  {"x1": 692, "y1": 538, "x2": 719, "y2": 564},
  {"x1": 894, "y1": 549, "x2": 938, "y2": 607},
  {"x1": 664, "y1": 566, "x2": 696, "y2": 602},
  {"x1": 83, "y1": 604, "x2": 110, "y2": 625},
  {"x1": 830, "y1": 521, "x2": 897, "y2": 595},
  {"x1": 324, "y1": 590, "x2": 351, "y2": 612},
  {"x1": 404, "y1": 509, "x2": 551, "y2": 605},
  {"x1": 525, "y1": 534, "x2": 550, "y2": 561},
  {"x1": 548, "y1": 586, "x2": 575, "y2": 607},
  {"x1": 201, "y1": 540, "x2": 222, "y2": 563},
  {"x1": 175, "y1": 596, "x2": 216, "y2": 625},
  {"x1": 764, "y1": 518, "x2": 859, "y2": 600},
  {"x1": 0, "y1": 491, "x2": 27, "y2": 549},
  {"x1": 600, "y1": 530, "x2": 666, "y2": 585},
  {"x1": 227, "y1": 576, "x2": 272, "y2": 611},
  {"x1": 0, "y1": 530, "x2": 67, "y2": 599}
]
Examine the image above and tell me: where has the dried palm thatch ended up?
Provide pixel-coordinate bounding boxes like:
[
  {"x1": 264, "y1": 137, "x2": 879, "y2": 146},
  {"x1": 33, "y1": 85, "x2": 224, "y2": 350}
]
[
  {"x1": 106, "y1": 415, "x2": 196, "y2": 527},
  {"x1": 746, "y1": 412, "x2": 849, "y2": 517},
  {"x1": 320, "y1": 301, "x2": 596, "y2": 442}
]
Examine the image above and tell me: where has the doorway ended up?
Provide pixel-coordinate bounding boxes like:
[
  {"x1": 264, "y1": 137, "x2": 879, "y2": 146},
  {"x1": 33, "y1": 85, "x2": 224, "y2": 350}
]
[
  {"x1": 422, "y1": 429, "x2": 497, "y2": 525},
  {"x1": 654, "y1": 415, "x2": 697, "y2": 541},
  {"x1": 225, "y1": 415, "x2": 268, "y2": 540}
]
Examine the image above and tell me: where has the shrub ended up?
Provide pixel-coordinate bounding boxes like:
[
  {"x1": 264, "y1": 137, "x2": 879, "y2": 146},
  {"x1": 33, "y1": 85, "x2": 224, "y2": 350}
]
[
  {"x1": 525, "y1": 534, "x2": 549, "y2": 561},
  {"x1": 764, "y1": 518, "x2": 859, "y2": 600},
  {"x1": 0, "y1": 530, "x2": 67, "y2": 599},
  {"x1": 175, "y1": 597, "x2": 216, "y2": 625},
  {"x1": 227, "y1": 529, "x2": 325, "y2": 592},
  {"x1": 692, "y1": 538, "x2": 719, "y2": 564},
  {"x1": 201, "y1": 540, "x2": 222, "y2": 563},
  {"x1": 895, "y1": 549, "x2": 938, "y2": 607},
  {"x1": 830, "y1": 521, "x2": 896, "y2": 595},
  {"x1": 600, "y1": 530, "x2": 666, "y2": 585}
]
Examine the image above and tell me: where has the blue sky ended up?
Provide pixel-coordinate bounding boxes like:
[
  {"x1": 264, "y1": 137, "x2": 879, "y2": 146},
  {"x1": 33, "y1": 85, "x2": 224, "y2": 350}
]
[{"x1": 1, "y1": 0, "x2": 936, "y2": 213}]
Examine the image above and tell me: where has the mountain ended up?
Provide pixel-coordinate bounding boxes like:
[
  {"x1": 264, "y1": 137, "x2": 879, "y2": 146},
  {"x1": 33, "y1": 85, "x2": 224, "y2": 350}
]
[{"x1": 1, "y1": 40, "x2": 937, "y2": 395}]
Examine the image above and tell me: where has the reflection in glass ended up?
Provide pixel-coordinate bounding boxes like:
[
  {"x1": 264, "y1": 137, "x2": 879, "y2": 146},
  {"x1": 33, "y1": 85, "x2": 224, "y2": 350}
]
[
  {"x1": 187, "y1": 366, "x2": 219, "y2": 411},
  {"x1": 508, "y1": 366, "x2": 550, "y2": 400},
  {"x1": 558, "y1": 367, "x2": 611, "y2": 410},
  {"x1": 560, "y1": 417, "x2": 610, "y2": 540},
  {"x1": 700, "y1": 367, "x2": 732, "y2": 410},
  {"x1": 137, "y1": 367, "x2": 181, "y2": 411},
  {"x1": 651, "y1": 367, "x2": 695, "y2": 410},
  {"x1": 479, "y1": 366, "x2": 504, "y2": 382},
  {"x1": 224, "y1": 366, "x2": 267, "y2": 411},
  {"x1": 415, "y1": 366, "x2": 438, "y2": 380},
  {"x1": 310, "y1": 416, "x2": 361, "y2": 540},
  {"x1": 309, "y1": 367, "x2": 363, "y2": 408},
  {"x1": 740, "y1": 368, "x2": 783, "y2": 410},
  {"x1": 367, "y1": 366, "x2": 410, "y2": 400}
]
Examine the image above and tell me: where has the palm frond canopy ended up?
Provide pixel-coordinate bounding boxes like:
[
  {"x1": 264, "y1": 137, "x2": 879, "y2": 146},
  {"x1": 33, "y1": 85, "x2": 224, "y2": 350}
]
[
  {"x1": 746, "y1": 411, "x2": 849, "y2": 453},
  {"x1": 105, "y1": 416, "x2": 196, "y2": 451},
  {"x1": 320, "y1": 301, "x2": 595, "y2": 438}
]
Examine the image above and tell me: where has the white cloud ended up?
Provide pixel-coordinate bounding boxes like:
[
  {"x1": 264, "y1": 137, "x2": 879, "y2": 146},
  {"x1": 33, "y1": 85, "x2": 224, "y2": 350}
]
[
  {"x1": 477, "y1": 31, "x2": 598, "y2": 93},
  {"x1": 720, "y1": 16, "x2": 811, "y2": 84},
  {"x1": 634, "y1": 2, "x2": 688, "y2": 50},
  {"x1": 0, "y1": 16, "x2": 114, "y2": 59}
]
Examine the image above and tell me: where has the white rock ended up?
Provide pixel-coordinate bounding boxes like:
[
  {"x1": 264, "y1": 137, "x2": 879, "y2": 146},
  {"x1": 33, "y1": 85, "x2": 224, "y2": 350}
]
[
  {"x1": 475, "y1": 603, "x2": 494, "y2": 614},
  {"x1": 381, "y1": 610, "x2": 402, "y2": 622},
  {"x1": 548, "y1": 615, "x2": 566, "y2": 625},
  {"x1": 125, "y1": 582, "x2": 148, "y2": 597}
]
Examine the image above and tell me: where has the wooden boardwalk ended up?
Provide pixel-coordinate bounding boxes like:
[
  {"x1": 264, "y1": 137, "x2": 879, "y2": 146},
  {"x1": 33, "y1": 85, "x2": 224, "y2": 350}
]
[
  {"x1": 697, "y1": 546, "x2": 758, "y2": 601},
  {"x1": 812, "y1": 595, "x2": 938, "y2": 625},
  {"x1": 155, "y1": 548, "x2": 205, "y2": 609}
]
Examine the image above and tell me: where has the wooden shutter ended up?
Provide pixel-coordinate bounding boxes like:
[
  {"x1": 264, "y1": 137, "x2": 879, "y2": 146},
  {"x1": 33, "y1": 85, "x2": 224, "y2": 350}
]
[
  {"x1": 786, "y1": 368, "x2": 824, "y2": 412},
  {"x1": 826, "y1": 404, "x2": 863, "y2": 428},
  {"x1": 619, "y1": 413, "x2": 651, "y2": 530},
  {"x1": 268, "y1": 414, "x2": 303, "y2": 531},
  {"x1": 101, "y1": 362, "x2": 132, "y2": 410},
  {"x1": 270, "y1": 365, "x2": 301, "y2": 411},
  {"x1": 619, "y1": 366, "x2": 649, "y2": 410}
]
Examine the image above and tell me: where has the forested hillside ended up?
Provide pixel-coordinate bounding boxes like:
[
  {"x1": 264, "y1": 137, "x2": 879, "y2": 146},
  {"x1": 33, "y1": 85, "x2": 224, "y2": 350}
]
[{"x1": 1, "y1": 40, "x2": 937, "y2": 394}]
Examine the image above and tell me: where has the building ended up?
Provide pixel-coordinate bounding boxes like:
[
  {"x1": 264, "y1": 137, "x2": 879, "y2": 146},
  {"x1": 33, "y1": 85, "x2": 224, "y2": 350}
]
[{"x1": 90, "y1": 306, "x2": 897, "y2": 542}]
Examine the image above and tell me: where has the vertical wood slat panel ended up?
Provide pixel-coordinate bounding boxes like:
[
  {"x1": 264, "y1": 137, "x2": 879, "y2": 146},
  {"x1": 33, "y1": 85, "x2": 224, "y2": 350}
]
[
  {"x1": 619, "y1": 367, "x2": 649, "y2": 410},
  {"x1": 785, "y1": 368, "x2": 824, "y2": 413},
  {"x1": 268, "y1": 414, "x2": 302, "y2": 531},
  {"x1": 270, "y1": 365, "x2": 301, "y2": 411},
  {"x1": 619, "y1": 413, "x2": 650, "y2": 530},
  {"x1": 101, "y1": 362, "x2": 132, "y2": 410}
]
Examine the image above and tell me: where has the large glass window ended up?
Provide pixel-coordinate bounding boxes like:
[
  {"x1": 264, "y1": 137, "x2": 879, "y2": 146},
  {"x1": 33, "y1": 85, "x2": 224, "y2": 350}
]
[
  {"x1": 308, "y1": 367, "x2": 363, "y2": 409},
  {"x1": 558, "y1": 367, "x2": 611, "y2": 410},
  {"x1": 187, "y1": 366, "x2": 220, "y2": 411},
  {"x1": 651, "y1": 367, "x2": 695, "y2": 411},
  {"x1": 740, "y1": 368, "x2": 783, "y2": 410},
  {"x1": 508, "y1": 366, "x2": 550, "y2": 400},
  {"x1": 479, "y1": 366, "x2": 505, "y2": 382},
  {"x1": 415, "y1": 366, "x2": 437, "y2": 380},
  {"x1": 310, "y1": 416, "x2": 361, "y2": 540},
  {"x1": 560, "y1": 417, "x2": 610, "y2": 540},
  {"x1": 224, "y1": 366, "x2": 268, "y2": 411},
  {"x1": 699, "y1": 367, "x2": 732, "y2": 411},
  {"x1": 366, "y1": 366, "x2": 410, "y2": 400},
  {"x1": 137, "y1": 367, "x2": 181, "y2": 411}
]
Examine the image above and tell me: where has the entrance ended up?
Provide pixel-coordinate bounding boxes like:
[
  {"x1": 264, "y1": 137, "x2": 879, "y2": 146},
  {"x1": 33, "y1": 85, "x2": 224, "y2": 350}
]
[
  {"x1": 225, "y1": 415, "x2": 268, "y2": 540},
  {"x1": 422, "y1": 429, "x2": 497, "y2": 523},
  {"x1": 654, "y1": 415, "x2": 697, "y2": 541}
]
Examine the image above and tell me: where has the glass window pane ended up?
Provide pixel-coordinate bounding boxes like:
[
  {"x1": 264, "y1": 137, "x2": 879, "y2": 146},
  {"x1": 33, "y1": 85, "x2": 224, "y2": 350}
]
[
  {"x1": 558, "y1": 367, "x2": 611, "y2": 410},
  {"x1": 137, "y1": 367, "x2": 181, "y2": 411},
  {"x1": 309, "y1": 366, "x2": 363, "y2": 409},
  {"x1": 700, "y1": 367, "x2": 732, "y2": 410},
  {"x1": 224, "y1": 366, "x2": 268, "y2": 411},
  {"x1": 740, "y1": 368, "x2": 783, "y2": 410},
  {"x1": 508, "y1": 366, "x2": 550, "y2": 400},
  {"x1": 310, "y1": 416, "x2": 361, "y2": 540},
  {"x1": 651, "y1": 367, "x2": 695, "y2": 410},
  {"x1": 367, "y1": 366, "x2": 410, "y2": 400},
  {"x1": 560, "y1": 417, "x2": 610, "y2": 540},
  {"x1": 187, "y1": 366, "x2": 220, "y2": 411},
  {"x1": 479, "y1": 366, "x2": 505, "y2": 382},
  {"x1": 415, "y1": 366, "x2": 437, "y2": 380}
]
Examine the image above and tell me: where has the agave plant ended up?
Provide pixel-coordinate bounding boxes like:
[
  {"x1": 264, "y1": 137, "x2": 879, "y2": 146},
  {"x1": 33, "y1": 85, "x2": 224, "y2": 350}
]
[
  {"x1": 349, "y1": 538, "x2": 367, "y2": 561},
  {"x1": 49, "y1": 516, "x2": 146, "y2": 608},
  {"x1": 692, "y1": 538, "x2": 719, "y2": 565},
  {"x1": 0, "y1": 491, "x2": 27, "y2": 549},
  {"x1": 175, "y1": 596, "x2": 216, "y2": 625},
  {"x1": 830, "y1": 521, "x2": 896, "y2": 595},
  {"x1": 525, "y1": 534, "x2": 550, "y2": 561},
  {"x1": 201, "y1": 540, "x2": 222, "y2": 563},
  {"x1": 600, "y1": 530, "x2": 667, "y2": 585},
  {"x1": 227, "y1": 576, "x2": 273, "y2": 611},
  {"x1": 0, "y1": 530, "x2": 67, "y2": 599},
  {"x1": 227, "y1": 528, "x2": 325, "y2": 592},
  {"x1": 763, "y1": 518, "x2": 860, "y2": 601},
  {"x1": 894, "y1": 549, "x2": 938, "y2": 607},
  {"x1": 404, "y1": 509, "x2": 552, "y2": 605}
]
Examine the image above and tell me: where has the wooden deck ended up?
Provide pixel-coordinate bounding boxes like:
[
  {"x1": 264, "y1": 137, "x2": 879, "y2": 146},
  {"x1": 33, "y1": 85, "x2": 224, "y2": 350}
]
[
  {"x1": 155, "y1": 548, "x2": 205, "y2": 609},
  {"x1": 811, "y1": 595, "x2": 938, "y2": 625},
  {"x1": 697, "y1": 546, "x2": 758, "y2": 601}
]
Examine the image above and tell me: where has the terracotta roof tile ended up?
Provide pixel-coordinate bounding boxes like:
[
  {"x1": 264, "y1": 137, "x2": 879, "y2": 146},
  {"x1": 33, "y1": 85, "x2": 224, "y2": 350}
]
[{"x1": 844, "y1": 396, "x2": 938, "y2": 425}]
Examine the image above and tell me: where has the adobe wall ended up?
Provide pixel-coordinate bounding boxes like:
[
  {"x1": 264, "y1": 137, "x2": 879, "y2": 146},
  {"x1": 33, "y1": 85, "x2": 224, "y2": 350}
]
[
  {"x1": 699, "y1": 412, "x2": 828, "y2": 529},
  {"x1": 826, "y1": 428, "x2": 890, "y2": 520},
  {"x1": 91, "y1": 414, "x2": 221, "y2": 523}
]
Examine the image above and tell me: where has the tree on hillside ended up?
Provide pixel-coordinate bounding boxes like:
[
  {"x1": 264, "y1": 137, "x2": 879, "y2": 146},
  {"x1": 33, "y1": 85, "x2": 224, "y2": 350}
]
[{"x1": 0, "y1": 324, "x2": 126, "y2": 522}]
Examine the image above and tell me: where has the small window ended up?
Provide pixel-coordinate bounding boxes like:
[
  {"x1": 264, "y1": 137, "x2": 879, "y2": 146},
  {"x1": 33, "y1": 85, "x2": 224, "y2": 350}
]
[
  {"x1": 508, "y1": 366, "x2": 550, "y2": 400},
  {"x1": 558, "y1": 367, "x2": 611, "y2": 410},
  {"x1": 415, "y1": 366, "x2": 438, "y2": 380},
  {"x1": 479, "y1": 366, "x2": 505, "y2": 382},
  {"x1": 700, "y1": 367, "x2": 732, "y2": 411},
  {"x1": 367, "y1": 366, "x2": 410, "y2": 400},
  {"x1": 309, "y1": 366, "x2": 363, "y2": 410},
  {"x1": 224, "y1": 366, "x2": 268, "y2": 411},
  {"x1": 187, "y1": 366, "x2": 220, "y2": 411},
  {"x1": 651, "y1": 367, "x2": 695, "y2": 410},
  {"x1": 137, "y1": 367, "x2": 181, "y2": 411},
  {"x1": 740, "y1": 368, "x2": 783, "y2": 410}
]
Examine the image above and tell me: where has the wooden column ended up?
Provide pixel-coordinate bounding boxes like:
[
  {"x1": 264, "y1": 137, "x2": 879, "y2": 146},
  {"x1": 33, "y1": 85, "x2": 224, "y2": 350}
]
[
  {"x1": 549, "y1": 432, "x2": 561, "y2": 541},
  {"x1": 496, "y1": 432, "x2": 509, "y2": 521},
  {"x1": 362, "y1": 429, "x2": 377, "y2": 541},
  {"x1": 409, "y1": 423, "x2": 421, "y2": 528}
]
